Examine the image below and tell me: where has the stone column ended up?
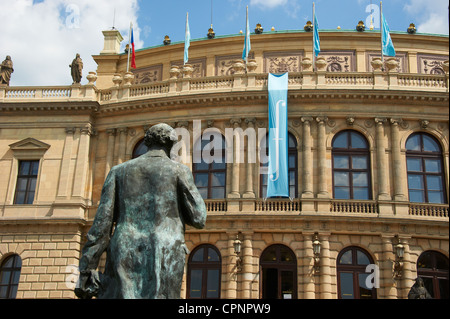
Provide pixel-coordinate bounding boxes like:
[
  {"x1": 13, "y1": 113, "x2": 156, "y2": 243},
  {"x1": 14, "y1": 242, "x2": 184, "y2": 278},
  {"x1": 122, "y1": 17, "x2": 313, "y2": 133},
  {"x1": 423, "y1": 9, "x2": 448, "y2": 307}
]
[
  {"x1": 399, "y1": 236, "x2": 413, "y2": 299},
  {"x1": 301, "y1": 117, "x2": 314, "y2": 198},
  {"x1": 72, "y1": 124, "x2": 92, "y2": 198},
  {"x1": 243, "y1": 118, "x2": 256, "y2": 198},
  {"x1": 316, "y1": 117, "x2": 329, "y2": 198},
  {"x1": 375, "y1": 118, "x2": 390, "y2": 200},
  {"x1": 320, "y1": 233, "x2": 332, "y2": 299},
  {"x1": 56, "y1": 127, "x2": 76, "y2": 199},
  {"x1": 302, "y1": 233, "x2": 316, "y2": 299},
  {"x1": 381, "y1": 235, "x2": 397, "y2": 299},
  {"x1": 104, "y1": 128, "x2": 116, "y2": 179},
  {"x1": 228, "y1": 118, "x2": 242, "y2": 198},
  {"x1": 390, "y1": 119, "x2": 407, "y2": 201},
  {"x1": 117, "y1": 127, "x2": 128, "y2": 164},
  {"x1": 241, "y1": 232, "x2": 254, "y2": 299}
]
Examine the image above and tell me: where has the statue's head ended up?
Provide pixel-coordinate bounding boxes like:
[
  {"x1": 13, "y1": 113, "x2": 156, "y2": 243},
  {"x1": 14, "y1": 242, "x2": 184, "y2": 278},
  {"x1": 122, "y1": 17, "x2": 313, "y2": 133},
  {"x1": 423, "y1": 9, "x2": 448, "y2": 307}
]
[
  {"x1": 144, "y1": 123, "x2": 178, "y2": 151},
  {"x1": 5, "y1": 56, "x2": 11, "y2": 60},
  {"x1": 415, "y1": 277, "x2": 425, "y2": 287}
]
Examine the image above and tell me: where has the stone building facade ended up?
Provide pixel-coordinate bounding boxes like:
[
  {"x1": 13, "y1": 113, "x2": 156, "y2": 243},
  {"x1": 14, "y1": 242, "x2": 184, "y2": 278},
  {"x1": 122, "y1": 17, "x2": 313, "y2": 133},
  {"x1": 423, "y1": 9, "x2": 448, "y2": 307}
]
[{"x1": 0, "y1": 28, "x2": 448, "y2": 299}]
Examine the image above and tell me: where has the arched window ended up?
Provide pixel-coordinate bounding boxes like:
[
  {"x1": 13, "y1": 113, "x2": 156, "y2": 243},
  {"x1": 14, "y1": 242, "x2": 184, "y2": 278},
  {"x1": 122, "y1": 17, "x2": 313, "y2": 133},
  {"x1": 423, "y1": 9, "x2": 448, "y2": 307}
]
[
  {"x1": 187, "y1": 245, "x2": 221, "y2": 299},
  {"x1": 193, "y1": 134, "x2": 226, "y2": 199},
  {"x1": 132, "y1": 139, "x2": 148, "y2": 159},
  {"x1": 260, "y1": 244, "x2": 297, "y2": 299},
  {"x1": 0, "y1": 254, "x2": 22, "y2": 299},
  {"x1": 332, "y1": 130, "x2": 371, "y2": 200},
  {"x1": 337, "y1": 247, "x2": 377, "y2": 299},
  {"x1": 260, "y1": 133, "x2": 298, "y2": 198},
  {"x1": 406, "y1": 133, "x2": 446, "y2": 204},
  {"x1": 417, "y1": 251, "x2": 449, "y2": 299}
]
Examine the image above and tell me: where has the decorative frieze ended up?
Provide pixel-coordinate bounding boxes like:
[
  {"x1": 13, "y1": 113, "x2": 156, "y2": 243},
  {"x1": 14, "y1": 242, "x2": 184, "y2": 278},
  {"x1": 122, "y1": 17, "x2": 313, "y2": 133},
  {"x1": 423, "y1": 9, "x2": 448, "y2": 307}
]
[
  {"x1": 317, "y1": 51, "x2": 356, "y2": 72},
  {"x1": 216, "y1": 54, "x2": 254, "y2": 76},
  {"x1": 417, "y1": 54, "x2": 449, "y2": 75},
  {"x1": 132, "y1": 65, "x2": 163, "y2": 84},
  {"x1": 263, "y1": 51, "x2": 304, "y2": 73}
]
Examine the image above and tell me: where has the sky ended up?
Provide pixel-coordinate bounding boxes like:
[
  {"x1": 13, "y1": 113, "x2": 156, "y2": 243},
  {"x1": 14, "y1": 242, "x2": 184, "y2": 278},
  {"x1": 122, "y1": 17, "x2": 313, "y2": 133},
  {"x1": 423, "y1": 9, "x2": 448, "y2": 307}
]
[{"x1": 0, "y1": 0, "x2": 448, "y2": 86}]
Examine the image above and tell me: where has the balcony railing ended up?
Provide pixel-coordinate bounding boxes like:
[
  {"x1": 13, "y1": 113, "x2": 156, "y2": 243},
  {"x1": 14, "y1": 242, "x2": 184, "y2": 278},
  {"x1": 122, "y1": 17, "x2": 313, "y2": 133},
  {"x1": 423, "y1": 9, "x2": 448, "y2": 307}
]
[
  {"x1": 1, "y1": 71, "x2": 448, "y2": 105},
  {"x1": 409, "y1": 203, "x2": 449, "y2": 218},
  {"x1": 201, "y1": 197, "x2": 448, "y2": 221}
]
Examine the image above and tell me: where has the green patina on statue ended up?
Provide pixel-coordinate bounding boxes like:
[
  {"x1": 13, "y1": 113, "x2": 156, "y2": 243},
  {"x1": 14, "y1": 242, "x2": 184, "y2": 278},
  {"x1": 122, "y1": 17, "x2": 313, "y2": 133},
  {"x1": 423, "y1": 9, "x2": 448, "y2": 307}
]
[{"x1": 75, "y1": 123, "x2": 207, "y2": 299}]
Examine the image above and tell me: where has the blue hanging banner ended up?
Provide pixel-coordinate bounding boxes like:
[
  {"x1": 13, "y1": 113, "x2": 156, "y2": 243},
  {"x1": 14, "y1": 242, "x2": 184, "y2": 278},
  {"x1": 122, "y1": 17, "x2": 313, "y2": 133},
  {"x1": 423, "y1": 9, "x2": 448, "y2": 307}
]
[{"x1": 267, "y1": 73, "x2": 289, "y2": 198}]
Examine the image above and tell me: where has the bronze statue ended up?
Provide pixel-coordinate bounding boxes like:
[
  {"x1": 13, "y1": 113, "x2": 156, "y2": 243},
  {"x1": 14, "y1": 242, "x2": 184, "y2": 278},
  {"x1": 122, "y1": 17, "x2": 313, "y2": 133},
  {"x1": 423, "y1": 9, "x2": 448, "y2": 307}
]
[
  {"x1": 0, "y1": 56, "x2": 14, "y2": 86},
  {"x1": 75, "y1": 123, "x2": 207, "y2": 299},
  {"x1": 408, "y1": 277, "x2": 433, "y2": 299},
  {"x1": 69, "y1": 53, "x2": 83, "y2": 84}
]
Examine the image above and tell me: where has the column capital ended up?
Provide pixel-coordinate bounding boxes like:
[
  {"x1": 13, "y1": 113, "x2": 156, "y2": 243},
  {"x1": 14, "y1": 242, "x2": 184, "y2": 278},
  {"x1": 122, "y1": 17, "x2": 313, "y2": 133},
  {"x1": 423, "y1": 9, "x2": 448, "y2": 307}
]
[
  {"x1": 106, "y1": 128, "x2": 117, "y2": 136},
  {"x1": 245, "y1": 117, "x2": 256, "y2": 126},
  {"x1": 374, "y1": 117, "x2": 387, "y2": 125},
  {"x1": 65, "y1": 127, "x2": 76, "y2": 135},
  {"x1": 389, "y1": 118, "x2": 403, "y2": 126},
  {"x1": 118, "y1": 127, "x2": 128, "y2": 135},
  {"x1": 316, "y1": 116, "x2": 328, "y2": 124},
  {"x1": 230, "y1": 118, "x2": 242, "y2": 127},
  {"x1": 301, "y1": 116, "x2": 313, "y2": 123},
  {"x1": 80, "y1": 125, "x2": 93, "y2": 136}
]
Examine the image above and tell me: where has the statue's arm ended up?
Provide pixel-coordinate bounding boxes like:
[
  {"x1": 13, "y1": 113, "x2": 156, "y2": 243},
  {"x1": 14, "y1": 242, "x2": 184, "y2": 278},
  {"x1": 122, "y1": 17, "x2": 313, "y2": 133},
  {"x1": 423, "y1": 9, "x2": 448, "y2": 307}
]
[
  {"x1": 178, "y1": 164, "x2": 207, "y2": 229},
  {"x1": 79, "y1": 168, "x2": 117, "y2": 272}
]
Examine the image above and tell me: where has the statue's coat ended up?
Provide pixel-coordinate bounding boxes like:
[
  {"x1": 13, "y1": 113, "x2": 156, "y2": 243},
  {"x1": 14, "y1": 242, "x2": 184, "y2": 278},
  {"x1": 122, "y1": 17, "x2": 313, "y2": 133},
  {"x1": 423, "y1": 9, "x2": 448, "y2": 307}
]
[{"x1": 78, "y1": 149, "x2": 206, "y2": 298}]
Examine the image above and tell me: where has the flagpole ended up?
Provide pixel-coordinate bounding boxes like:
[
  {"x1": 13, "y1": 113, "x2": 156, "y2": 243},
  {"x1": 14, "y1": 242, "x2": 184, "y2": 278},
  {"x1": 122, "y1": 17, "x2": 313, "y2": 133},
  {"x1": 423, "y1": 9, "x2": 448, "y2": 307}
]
[
  {"x1": 245, "y1": 5, "x2": 248, "y2": 73},
  {"x1": 313, "y1": 2, "x2": 316, "y2": 71},
  {"x1": 127, "y1": 22, "x2": 132, "y2": 72},
  {"x1": 380, "y1": 1, "x2": 384, "y2": 70},
  {"x1": 184, "y1": 12, "x2": 189, "y2": 66}
]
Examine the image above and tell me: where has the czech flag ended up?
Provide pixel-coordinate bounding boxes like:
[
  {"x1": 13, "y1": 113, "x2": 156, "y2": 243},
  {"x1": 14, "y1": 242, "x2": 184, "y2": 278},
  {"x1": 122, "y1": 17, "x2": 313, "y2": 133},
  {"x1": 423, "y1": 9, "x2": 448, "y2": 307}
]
[{"x1": 131, "y1": 27, "x2": 136, "y2": 69}]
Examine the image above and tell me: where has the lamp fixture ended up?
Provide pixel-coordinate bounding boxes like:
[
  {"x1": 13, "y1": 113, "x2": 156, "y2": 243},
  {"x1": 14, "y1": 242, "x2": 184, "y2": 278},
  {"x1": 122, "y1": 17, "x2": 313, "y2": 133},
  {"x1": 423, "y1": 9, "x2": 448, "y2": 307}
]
[
  {"x1": 312, "y1": 233, "x2": 321, "y2": 273},
  {"x1": 233, "y1": 235, "x2": 242, "y2": 272},
  {"x1": 393, "y1": 236, "x2": 405, "y2": 279}
]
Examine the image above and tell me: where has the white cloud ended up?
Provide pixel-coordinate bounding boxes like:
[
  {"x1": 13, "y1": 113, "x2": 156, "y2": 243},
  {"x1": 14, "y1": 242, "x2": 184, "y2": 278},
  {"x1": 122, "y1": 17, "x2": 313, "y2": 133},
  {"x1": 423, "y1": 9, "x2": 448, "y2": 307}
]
[
  {"x1": 0, "y1": 0, "x2": 141, "y2": 86},
  {"x1": 404, "y1": 0, "x2": 449, "y2": 35},
  {"x1": 250, "y1": 0, "x2": 288, "y2": 8}
]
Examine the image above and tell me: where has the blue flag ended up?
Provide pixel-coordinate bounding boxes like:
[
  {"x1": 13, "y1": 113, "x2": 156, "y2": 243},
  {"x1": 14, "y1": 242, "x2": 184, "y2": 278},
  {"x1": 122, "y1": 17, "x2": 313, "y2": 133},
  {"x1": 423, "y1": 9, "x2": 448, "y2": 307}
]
[
  {"x1": 184, "y1": 13, "x2": 191, "y2": 64},
  {"x1": 242, "y1": 6, "x2": 251, "y2": 61},
  {"x1": 267, "y1": 73, "x2": 289, "y2": 198},
  {"x1": 381, "y1": 13, "x2": 395, "y2": 57},
  {"x1": 313, "y1": 13, "x2": 320, "y2": 57}
]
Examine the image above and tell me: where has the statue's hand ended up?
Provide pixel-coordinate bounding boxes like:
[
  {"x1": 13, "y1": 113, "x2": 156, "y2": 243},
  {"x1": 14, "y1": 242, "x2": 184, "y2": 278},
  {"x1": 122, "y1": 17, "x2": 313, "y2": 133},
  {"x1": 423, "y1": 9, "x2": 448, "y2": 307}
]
[{"x1": 74, "y1": 269, "x2": 101, "y2": 299}]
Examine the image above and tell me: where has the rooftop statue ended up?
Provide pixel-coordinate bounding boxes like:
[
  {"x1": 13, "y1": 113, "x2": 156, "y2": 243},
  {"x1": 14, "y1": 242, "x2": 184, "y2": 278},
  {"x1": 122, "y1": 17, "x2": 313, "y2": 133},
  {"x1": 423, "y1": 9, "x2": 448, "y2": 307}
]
[
  {"x1": 69, "y1": 53, "x2": 83, "y2": 84},
  {"x1": 75, "y1": 123, "x2": 207, "y2": 299},
  {"x1": 0, "y1": 56, "x2": 14, "y2": 86}
]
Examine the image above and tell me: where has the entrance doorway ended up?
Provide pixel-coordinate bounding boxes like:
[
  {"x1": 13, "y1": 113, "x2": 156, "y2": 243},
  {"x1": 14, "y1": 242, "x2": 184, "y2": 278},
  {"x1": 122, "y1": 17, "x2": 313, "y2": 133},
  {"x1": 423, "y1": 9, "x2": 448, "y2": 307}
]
[{"x1": 260, "y1": 245, "x2": 297, "y2": 299}]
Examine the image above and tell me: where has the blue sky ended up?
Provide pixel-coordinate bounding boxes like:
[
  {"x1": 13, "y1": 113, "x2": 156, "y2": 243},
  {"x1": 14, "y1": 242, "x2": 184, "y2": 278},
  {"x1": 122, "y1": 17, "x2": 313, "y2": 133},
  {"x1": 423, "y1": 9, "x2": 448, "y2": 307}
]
[
  {"x1": 135, "y1": 0, "x2": 449, "y2": 48},
  {"x1": 1, "y1": 0, "x2": 448, "y2": 86}
]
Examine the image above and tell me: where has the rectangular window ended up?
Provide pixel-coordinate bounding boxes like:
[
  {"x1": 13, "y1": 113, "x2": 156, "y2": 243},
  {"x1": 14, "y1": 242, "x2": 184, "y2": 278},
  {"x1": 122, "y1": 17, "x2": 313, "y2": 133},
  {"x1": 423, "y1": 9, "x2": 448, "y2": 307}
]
[{"x1": 14, "y1": 160, "x2": 39, "y2": 205}]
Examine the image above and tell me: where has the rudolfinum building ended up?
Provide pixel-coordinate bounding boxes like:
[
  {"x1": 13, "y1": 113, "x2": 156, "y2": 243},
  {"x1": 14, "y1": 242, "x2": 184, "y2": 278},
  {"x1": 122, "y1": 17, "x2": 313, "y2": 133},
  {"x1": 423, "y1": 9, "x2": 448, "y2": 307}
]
[{"x1": 0, "y1": 25, "x2": 448, "y2": 299}]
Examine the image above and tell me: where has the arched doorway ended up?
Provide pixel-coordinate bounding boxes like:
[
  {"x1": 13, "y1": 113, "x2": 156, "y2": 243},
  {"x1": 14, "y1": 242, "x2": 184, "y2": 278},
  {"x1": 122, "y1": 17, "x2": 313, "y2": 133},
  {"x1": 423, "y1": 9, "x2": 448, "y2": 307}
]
[
  {"x1": 417, "y1": 251, "x2": 449, "y2": 299},
  {"x1": 260, "y1": 244, "x2": 297, "y2": 299}
]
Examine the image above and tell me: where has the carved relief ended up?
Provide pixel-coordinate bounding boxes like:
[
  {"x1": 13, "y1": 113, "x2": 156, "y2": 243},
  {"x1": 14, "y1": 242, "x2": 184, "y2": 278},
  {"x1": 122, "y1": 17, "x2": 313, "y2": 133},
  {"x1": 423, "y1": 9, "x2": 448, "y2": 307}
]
[
  {"x1": 317, "y1": 51, "x2": 355, "y2": 72},
  {"x1": 171, "y1": 58, "x2": 206, "y2": 78},
  {"x1": 263, "y1": 51, "x2": 304, "y2": 73},
  {"x1": 132, "y1": 65, "x2": 163, "y2": 84},
  {"x1": 216, "y1": 54, "x2": 254, "y2": 76},
  {"x1": 367, "y1": 52, "x2": 407, "y2": 72},
  {"x1": 417, "y1": 54, "x2": 449, "y2": 74}
]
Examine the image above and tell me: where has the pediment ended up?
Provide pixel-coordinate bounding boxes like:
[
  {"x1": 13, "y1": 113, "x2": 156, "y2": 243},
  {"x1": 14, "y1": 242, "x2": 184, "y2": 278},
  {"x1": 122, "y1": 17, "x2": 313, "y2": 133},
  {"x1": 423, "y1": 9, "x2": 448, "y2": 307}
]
[{"x1": 9, "y1": 138, "x2": 51, "y2": 152}]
